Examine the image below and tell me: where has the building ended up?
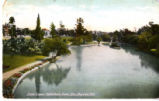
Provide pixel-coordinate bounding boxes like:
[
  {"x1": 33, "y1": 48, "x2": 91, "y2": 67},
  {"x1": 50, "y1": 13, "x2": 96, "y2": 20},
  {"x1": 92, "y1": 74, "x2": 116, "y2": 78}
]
[
  {"x1": 3, "y1": 23, "x2": 10, "y2": 36},
  {"x1": 42, "y1": 28, "x2": 51, "y2": 38}
]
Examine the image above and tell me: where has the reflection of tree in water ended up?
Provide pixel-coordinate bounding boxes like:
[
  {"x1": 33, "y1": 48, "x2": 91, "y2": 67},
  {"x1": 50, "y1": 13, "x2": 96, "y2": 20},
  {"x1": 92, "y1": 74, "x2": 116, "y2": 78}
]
[
  {"x1": 27, "y1": 68, "x2": 42, "y2": 98},
  {"x1": 27, "y1": 64, "x2": 70, "y2": 96},
  {"x1": 35, "y1": 69, "x2": 41, "y2": 98},
  {"x1": 154, "y1": 84, "x2": 159, "y2": 98},
  {"x1": 121, "y1": 46, "x2": 159, "y2": 73},
  {"x1": 42, "y1": 64, "x2": 70, "y2": 86},
  {"x1": 72, "y1": 46, "x2": 83, "y2": 71}
]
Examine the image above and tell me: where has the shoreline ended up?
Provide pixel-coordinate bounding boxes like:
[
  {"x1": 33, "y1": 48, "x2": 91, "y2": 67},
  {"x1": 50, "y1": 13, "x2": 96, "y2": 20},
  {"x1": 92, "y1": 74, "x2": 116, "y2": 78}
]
[
  {"x1": 3, "y1": 57, "x2": 48, "y2": 81},
  {"x1": 12, "y1": 61, "x2": 49, "y2": 94},
  {"x1": 3, "y1": 56, "x2": 55, "y2": 98}
]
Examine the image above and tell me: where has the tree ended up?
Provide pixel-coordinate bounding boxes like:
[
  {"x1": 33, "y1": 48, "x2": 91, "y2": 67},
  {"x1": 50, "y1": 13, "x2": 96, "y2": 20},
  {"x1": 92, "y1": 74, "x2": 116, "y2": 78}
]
[
  {"x1": 23, "y1": 28, "x2": 30, "y2": 35},
  {"x1": 101, "y1": 34, "x2": 111, "y2": 42},
  {"x1": 119, "y1": 29, "x2": 136, "y2": 43},
  {"x1": 92, "y1": 33, "x2": 97, "y2": 40},
  {"x1": 58, "y1": 21, "x2": 67, "y2": 36},
  {"x1": 73, "y1": 18, "x2": 93, "y2": 45},
  {"x1": 149, "y1": 34, "x2": 159, "y2": 49},
  {"x1": 8, "y1": 16, "x2": 16, "y2": 38},
  {"x1": 97, "y1": 37, "x2": 102, "y2": 45},
  {"x1": 42, "y1": 38, "x2": 71, "y2": 58},
  {"x1": 151, "y1": 24, "x2": 159, "y2": 35},
  {"x1": 137, "y1": 25, "x2": 151, "y2": 35},
  {"x1": 9, "y1": 25, "x2": 16, "y2": 38},
  {"x1": 50, "y1": 22, "x2": 56, "y2": 38},
  {"x1": 31, "y1": 14, "x2": 44, "y2": 41},
  {"x1": 75, "y1": 17, "x2": 85, "y2": 37},
  {"x1": 60, "y1": 21, "x2": 65, "y2": 29},
  {"x1": 138, "y1": 31, "x2": 152, "y2": 49},
  {"x1": 85, "y1": 31, "x2": 93, "y2": 42},
  {"x1": 67, "y1": 29, "x2": 75, "y2": 37},
  {"x1": 9, "y1": 16, "x2": 15, "y2": 24}
]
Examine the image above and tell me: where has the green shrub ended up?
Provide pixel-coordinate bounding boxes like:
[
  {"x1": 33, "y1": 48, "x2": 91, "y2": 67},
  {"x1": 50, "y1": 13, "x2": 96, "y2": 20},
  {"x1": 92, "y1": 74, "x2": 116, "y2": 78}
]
[
  {"x1": 3, "y1": 37, "x2": 43, "y2": 55},
  {"x1": 42, "y1": 38, "x2": 71, "y2": 56},
  {"x1": 97, "y1": 37, "x2": 102, "y2": 45},
  {"x1": 71, "y1": 37, "x2": 83, "y2": 45},
  {"x1": 149, "y1": 34, "x2": 159, "y2": 49},
  {"x1": 137, "y1": 31, "x2": 152, "y2": 50},
  {"x1": 101, "y1": 34, "x2": 111, "y2": 42}
]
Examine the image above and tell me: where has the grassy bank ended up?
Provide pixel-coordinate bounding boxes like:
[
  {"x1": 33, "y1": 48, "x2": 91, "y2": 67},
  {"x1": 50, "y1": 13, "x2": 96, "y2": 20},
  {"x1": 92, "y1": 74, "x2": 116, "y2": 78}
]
[{"x1": 3, "y1": 54, "x2": 45, "y2": 72}]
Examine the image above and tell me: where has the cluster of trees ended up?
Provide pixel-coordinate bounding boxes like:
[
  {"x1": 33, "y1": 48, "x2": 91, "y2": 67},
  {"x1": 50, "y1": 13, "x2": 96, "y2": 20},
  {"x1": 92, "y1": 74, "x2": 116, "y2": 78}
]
[
  {"x1": 71, "y1": 17, "x2": 93, "y2": 45},
  {"x1": 4, "y1": 14, "x2": 159, "y2": 57},
  {"x1": 4, "y1": 15, "x2": 100, "y2": 46},
  {"x1": 111, "y1": 22, "x2": 159, "y2": 56},
  {"x1": 3, "y1": 17, "x2": 32, "y2": 37},
  {"x1": 32, "y1": 14, "x2": 71, "y2": 57},
  {"x1": 16, "y1": 28, "x2": 32, "y2": 36},
  {"x1": 101, "y1": 34, "x2": 111, "y2": 42},
  {"x1": 49, "y1": 17, "x2": 95, "y2": 45},
  {"x1": 3, "y1": 14, "x2": 71, "y2": 58},
  {"x1": 42, "y1": 38, "x2": 71, "y2": 57},
  {"x1": 4, "y1": 15, "x2": 96, "y2": 58},
  {"x1": 3, "y1": 15, "x2": 45, "y2": 56},
  {"x1": 49, "y1": 22, "x2": 76, "y2": 37}
]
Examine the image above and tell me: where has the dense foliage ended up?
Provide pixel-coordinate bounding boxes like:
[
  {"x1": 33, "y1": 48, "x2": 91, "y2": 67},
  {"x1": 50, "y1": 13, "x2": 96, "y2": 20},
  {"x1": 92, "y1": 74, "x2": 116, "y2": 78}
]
[
  {"x1": 101, "y1": 34, "x2": 111, "y2": 42},
  {"x1": 112, "y1": 22, "x2": 159, "y2": 56},
  {"x1": 71, "y1": 34, "x2": 93, "y2": 45},
  {"x1": 3, "y1": 38, "x2": 44, "y2": 55},
  {"x1": 42, "y1": 37, "x2": 71, "y2": 56}
]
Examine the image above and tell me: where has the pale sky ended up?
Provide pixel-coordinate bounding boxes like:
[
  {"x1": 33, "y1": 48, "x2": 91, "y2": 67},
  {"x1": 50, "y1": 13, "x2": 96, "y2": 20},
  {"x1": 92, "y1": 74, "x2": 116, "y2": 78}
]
[{"x1": 2, "y1": 0, "x2": 159, "y2": 32}]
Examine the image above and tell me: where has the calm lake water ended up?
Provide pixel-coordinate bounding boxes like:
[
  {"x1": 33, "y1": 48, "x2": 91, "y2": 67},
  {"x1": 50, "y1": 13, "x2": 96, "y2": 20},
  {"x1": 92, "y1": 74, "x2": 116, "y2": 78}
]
[{"x1": 14, "y1": 45, "x2": 159, "y2": 98}]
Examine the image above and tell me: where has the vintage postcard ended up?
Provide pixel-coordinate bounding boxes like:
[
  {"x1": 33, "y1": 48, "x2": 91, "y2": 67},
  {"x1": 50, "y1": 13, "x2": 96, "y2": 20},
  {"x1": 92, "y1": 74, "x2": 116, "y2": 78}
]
[{"x1": 2, "y1": 0, "x2": 159, "y2": 99}]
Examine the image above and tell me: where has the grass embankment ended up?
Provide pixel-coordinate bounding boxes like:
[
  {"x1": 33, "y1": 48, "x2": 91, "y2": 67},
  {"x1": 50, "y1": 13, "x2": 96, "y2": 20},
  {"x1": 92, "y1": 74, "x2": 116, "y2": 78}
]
[
  {"x1": 86, "y1": 41, "x2": 97, "y2": 44},
  {"x1": 3, "y1": 54, "x2": 45, "y2": 72}
]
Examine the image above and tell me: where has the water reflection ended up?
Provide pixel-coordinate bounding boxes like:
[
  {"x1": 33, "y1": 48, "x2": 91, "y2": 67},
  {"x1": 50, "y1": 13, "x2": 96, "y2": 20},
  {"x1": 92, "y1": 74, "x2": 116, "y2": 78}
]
[
  {"x1": 28, "y1": 64, "x2": 70, "y2": 95},
  {"x1": 154, "y1": 85, "x2": 159, "y2": 98},
  {"x1": 72, "y1": 46, "x2": 83, "y2": 71},
  {"x1": 35, "y1": 69, "x2": 41, "y2": 98},
  {"x1": 121, "y1": 46, "x2": 159, "y2": 73},
  {"x1": 42, "y1": 64, "x2": 70, "y2": 85}
]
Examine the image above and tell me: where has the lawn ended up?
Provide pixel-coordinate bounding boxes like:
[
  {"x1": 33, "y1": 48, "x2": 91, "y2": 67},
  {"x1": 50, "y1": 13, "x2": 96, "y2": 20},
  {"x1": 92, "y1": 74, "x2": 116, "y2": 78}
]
[
  {"x1": 86, "y1": 41, "x2": 98, "y2": 44},
  {"x1": 3, "y1": 54, "x2": 45, "y2": 72}
]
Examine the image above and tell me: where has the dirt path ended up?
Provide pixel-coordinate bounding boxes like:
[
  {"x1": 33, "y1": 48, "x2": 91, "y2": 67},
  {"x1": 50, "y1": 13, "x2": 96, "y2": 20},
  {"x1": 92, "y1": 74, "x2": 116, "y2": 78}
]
[{"x1": 3, "y1": 60, "x2": 43, "y2": 81}]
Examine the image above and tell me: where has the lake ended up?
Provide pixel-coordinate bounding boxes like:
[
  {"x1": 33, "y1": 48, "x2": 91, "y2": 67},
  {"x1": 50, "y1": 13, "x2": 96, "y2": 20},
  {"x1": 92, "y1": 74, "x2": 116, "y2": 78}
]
[{"x1": 14, "y1": 44, "x2": 159, "y2": 98}]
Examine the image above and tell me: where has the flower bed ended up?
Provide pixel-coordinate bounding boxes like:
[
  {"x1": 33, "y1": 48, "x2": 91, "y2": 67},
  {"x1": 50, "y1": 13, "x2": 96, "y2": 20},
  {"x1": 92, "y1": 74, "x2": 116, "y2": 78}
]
[
  {"x1": 3, "y1": 78, "x2": 17, "y2": 98},
  {"x1": 4, "y1": 79, "x2": 13, "y2": 88},
  {"x1": 13, "y1": 73, "x2": 22, "y2": 78},
  {"x1": 20, "y1": 68, "x2": 31, "y2": 73}
]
